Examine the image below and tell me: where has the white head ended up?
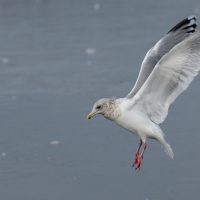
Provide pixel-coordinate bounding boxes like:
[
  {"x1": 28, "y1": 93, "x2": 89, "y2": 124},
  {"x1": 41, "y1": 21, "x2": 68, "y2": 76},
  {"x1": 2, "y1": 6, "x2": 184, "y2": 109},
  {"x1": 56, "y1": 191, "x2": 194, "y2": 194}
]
[{"x1": 87, "y1": 98, "x2": 118, "y2": 120}]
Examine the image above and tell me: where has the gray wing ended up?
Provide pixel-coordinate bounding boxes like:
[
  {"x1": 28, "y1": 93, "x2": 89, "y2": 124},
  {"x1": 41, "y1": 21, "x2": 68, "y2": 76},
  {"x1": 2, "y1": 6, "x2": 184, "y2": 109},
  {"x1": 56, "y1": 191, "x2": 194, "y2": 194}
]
[
  {"x1": 127, "y1": 16, "x2": 197, "y2": 98},
  {"x1": 132, "y1": 30, "x2": 200, "y2": 124}
]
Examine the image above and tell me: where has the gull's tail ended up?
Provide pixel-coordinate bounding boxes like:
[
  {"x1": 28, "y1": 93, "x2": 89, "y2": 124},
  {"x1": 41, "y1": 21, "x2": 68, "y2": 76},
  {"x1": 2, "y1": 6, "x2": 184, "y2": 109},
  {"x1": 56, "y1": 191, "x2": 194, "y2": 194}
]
[
  {"x1": 155, "y1": 126, "x2": 174, "y2": 159},
  {"x1": 161, "y1": 141, "x2": 174, "y2": 159}
]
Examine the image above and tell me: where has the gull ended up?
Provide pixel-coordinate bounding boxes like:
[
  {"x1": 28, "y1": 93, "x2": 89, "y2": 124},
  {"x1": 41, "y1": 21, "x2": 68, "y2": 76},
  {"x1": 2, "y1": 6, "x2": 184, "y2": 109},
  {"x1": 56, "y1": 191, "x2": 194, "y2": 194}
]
[{"x1": 87, "y1": 16, "x2": 200, "y2": 170}]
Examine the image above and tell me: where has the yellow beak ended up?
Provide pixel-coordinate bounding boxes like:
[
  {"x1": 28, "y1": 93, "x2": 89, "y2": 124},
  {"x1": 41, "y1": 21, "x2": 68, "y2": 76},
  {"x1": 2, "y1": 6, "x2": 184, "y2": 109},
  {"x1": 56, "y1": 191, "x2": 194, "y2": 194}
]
[{"x1": 87, "y1": 111, "x2": 96, "y2": 120}]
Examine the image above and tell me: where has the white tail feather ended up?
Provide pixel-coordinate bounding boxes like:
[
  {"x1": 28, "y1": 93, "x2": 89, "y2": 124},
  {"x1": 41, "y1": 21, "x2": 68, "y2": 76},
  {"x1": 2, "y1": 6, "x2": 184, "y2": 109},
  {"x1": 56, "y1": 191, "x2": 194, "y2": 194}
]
[
  {"x1": 153, "y1": 126, "x2": 174, "y2": 159},
  {"x1": 161, "y1": 141, "x2": 174, "y2": 159}
]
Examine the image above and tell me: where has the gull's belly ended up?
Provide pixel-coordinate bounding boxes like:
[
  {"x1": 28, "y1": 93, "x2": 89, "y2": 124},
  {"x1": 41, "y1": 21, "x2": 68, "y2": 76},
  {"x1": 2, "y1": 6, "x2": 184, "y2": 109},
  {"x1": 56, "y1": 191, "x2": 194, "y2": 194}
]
[{"x1": 115, "y1": 109, "x2": 153, "y2": 136}]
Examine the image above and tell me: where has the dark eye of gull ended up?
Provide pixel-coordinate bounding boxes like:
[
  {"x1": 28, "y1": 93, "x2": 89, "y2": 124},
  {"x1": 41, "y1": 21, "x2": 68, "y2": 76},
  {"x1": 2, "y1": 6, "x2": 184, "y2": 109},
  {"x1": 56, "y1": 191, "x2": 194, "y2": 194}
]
[{"x1": 96, "y1": 105, "x2": 102, "y2": 109}]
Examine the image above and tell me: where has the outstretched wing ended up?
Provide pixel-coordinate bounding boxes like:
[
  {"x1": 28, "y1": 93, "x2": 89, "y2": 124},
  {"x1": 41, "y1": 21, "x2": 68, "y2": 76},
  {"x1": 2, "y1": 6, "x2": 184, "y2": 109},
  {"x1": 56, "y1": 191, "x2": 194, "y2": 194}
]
[
  {"x1": 132, "y1": 31, "x2": 200, "y2": 124},
  {"x1": 127, "y1": 16, "x2": 197, "y2": 98}
]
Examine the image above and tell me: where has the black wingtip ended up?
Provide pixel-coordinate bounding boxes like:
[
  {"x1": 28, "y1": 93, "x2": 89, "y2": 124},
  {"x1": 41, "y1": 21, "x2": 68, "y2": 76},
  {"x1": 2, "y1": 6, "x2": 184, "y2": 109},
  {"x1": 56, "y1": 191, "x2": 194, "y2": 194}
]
[
  {"x1": 188, "y1": 15, "x2": 196, "y2": 21},
  {"x1": 167, "y1": 15, "x2": 197, "y2": 34}
]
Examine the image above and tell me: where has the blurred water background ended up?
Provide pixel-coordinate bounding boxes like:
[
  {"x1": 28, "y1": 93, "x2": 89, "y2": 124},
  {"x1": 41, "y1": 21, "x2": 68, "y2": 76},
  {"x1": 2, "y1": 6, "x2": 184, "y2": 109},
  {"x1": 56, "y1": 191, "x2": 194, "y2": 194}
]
[{"x1": 0, "y1": 0, "x2": 200, "y2": 199}]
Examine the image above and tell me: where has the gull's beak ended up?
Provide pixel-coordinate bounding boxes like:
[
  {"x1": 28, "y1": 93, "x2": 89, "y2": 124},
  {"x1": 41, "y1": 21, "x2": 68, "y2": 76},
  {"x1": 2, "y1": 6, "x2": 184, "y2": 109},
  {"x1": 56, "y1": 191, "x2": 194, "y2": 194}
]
[{"x1": 87, "y1": 111, "x2": 97, "y2": 120}]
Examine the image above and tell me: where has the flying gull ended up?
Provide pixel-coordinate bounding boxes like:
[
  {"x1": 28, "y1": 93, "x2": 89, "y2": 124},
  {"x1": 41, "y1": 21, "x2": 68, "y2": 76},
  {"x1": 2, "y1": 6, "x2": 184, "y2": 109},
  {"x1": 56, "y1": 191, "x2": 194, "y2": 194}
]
[{"x1": 87, "y1": 16, "x2": 200, "y2": 170}]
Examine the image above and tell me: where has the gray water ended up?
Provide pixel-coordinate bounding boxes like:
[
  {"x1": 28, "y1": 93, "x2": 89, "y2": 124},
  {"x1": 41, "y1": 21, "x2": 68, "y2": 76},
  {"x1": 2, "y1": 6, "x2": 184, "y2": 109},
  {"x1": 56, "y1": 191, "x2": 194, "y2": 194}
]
[{"x1": 0, "y1": 0, "x2": 200, "y2": 199}]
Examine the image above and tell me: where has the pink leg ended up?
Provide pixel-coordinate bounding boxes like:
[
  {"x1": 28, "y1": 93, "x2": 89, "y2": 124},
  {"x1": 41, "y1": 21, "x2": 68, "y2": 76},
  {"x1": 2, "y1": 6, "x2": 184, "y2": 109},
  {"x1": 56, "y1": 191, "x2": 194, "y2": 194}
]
[
  {"x1": 135, "y1": 143, "x2": 147, "y2": 170},
  {"x1": 132, "y1": 139, "x2": 142, "y2": 167}
]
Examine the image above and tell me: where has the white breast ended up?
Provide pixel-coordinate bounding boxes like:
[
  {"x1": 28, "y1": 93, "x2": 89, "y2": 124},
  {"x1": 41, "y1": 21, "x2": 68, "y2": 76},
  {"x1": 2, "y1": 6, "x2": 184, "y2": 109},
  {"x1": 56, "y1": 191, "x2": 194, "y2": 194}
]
[{"x1": 114, "y1": 100, "x2": 156, "y2": 139}]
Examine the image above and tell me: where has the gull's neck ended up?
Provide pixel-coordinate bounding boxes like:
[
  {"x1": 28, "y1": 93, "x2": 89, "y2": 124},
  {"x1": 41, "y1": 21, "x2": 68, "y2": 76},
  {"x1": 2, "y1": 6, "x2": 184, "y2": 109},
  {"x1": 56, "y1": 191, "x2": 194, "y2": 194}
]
[{"x1": 104, "y1": 98, "x2": 125, "y2": 120}]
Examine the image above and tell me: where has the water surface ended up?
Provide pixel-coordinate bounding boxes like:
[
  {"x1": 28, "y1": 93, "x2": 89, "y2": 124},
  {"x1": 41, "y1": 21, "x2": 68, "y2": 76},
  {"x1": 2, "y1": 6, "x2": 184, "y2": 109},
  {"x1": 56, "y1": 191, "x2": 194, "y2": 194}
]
[{"x1": 0, "y1": 0, "x2": 200, "y2": 199}]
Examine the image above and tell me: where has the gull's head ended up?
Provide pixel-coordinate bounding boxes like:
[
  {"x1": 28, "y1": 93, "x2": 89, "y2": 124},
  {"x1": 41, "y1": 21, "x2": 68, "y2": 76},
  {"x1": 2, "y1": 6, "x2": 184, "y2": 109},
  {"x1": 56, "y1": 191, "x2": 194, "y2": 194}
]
[{"x1": 87, "y1": 98, "x2": 116, "y2": 120}]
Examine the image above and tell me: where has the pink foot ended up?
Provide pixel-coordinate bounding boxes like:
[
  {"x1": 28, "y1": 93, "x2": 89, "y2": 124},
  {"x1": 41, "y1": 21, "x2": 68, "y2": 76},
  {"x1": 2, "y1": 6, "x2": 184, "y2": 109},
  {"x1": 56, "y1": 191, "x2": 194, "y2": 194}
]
[
  {"x1": 132, "y1": 142, "x2": 147, "y2": 170},
  {"x1": 134, "y1": 155, "x2": 143, "y2": 170},
  {"x1": 132, "y1": 140, "x2": 142, "y2": 167},
  {"x1": 132, "y1": 152, "x2": 139, "y2": 167}
]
